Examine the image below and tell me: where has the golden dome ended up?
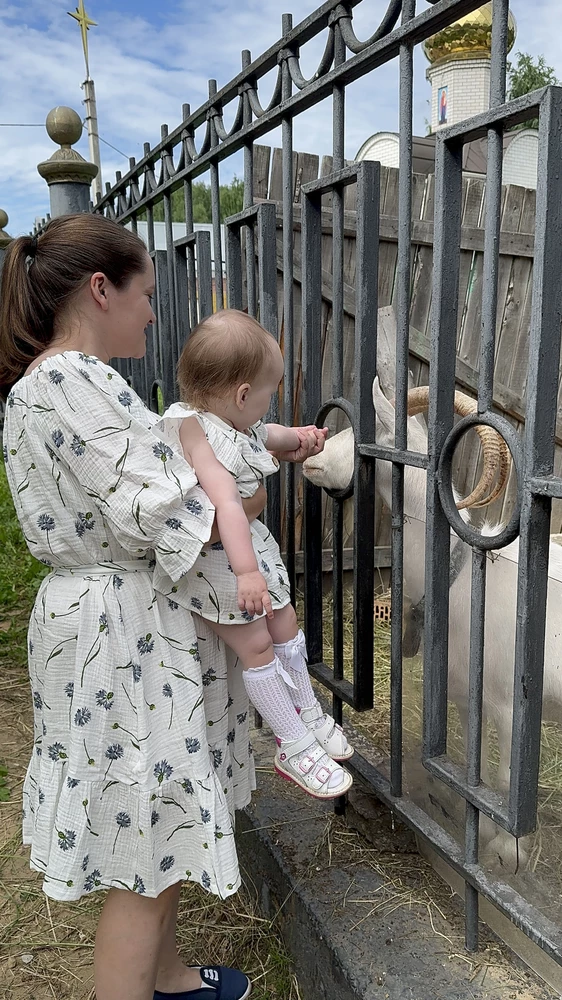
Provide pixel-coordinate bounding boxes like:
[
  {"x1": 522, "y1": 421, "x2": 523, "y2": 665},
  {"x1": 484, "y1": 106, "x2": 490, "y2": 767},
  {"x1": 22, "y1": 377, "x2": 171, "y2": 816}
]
[{"x1": 423, "y1": 3, "x2": 516, "y2": 66}]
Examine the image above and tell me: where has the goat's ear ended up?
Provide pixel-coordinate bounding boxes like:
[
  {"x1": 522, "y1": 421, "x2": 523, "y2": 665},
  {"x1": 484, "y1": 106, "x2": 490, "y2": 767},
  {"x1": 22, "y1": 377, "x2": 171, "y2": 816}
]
[{"x1": 372, "y1": 376, "x2": 396, "y2": 436}]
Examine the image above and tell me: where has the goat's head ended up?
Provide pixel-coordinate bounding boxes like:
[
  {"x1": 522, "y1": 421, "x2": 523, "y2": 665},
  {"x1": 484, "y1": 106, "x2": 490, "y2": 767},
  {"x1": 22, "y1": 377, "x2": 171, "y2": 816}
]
[{"x1": 303, "y1": 378, "x2": 510, "y2": 517}]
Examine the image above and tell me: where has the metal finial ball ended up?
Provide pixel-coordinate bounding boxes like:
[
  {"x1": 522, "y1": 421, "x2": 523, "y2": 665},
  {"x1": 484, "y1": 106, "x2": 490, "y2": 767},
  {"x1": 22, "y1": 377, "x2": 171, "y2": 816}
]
[
  {"x1": 0, "y1": 210, "x2": 8, "y2": 230},
  {"x1": 45, "y1": 107, "x2": 83, "y2": 148}
]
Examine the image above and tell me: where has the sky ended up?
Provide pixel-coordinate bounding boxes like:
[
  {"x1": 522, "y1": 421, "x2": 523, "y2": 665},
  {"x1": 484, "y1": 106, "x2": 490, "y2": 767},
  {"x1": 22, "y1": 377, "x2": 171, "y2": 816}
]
[{"x1": 1, "y1": 0, "x2": 560, "y2": 236}]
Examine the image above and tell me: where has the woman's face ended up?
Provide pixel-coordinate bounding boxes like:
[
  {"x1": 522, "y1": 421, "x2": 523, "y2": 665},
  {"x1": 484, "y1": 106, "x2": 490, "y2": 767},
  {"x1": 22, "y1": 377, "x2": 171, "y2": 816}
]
[{"x1": 105, "y1": 254, "x2": 156, "y2": 359}]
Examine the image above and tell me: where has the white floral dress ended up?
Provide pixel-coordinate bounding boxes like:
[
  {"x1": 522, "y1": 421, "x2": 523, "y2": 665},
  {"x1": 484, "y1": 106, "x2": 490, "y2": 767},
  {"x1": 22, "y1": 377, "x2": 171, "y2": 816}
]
[
  {"x1": 2, "y1": 352, "x2": 255, "y2": 902},
  {"x1": 156, "y1": 405, "x2": 291, "y2": 624}
]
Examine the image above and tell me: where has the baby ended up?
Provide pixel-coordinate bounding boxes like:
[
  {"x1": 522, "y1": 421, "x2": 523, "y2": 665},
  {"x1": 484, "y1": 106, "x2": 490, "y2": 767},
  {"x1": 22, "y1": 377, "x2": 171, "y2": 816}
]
[{"x1": 158, "y1": 309, "x2": 354, "y2": 799}]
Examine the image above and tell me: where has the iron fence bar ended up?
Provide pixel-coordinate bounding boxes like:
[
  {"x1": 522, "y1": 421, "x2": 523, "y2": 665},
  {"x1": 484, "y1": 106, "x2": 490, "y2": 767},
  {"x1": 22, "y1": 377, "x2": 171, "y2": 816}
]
[
  {"x1": 352, "y1": 160, "x2": 379, "y2": 713},
  {"x1": 509, "y1": 85, "x2": 562, "y2": 837},
  {"x1": 331, "y1": 18, "x2": 346, "y2": 736},
  {"x1": 96, "y1": 2, "x2": 491, "y2": 223},
  {"x1": 281, "y1": 13, "x2": 296, "y2": 605},
  {"x1": 425, "y1": 755, "x2": 508, "y2": 826},
  {"x1": 465, "y1": 547, "x2": 487, "y2": 951},
  {"x1": 242, "y1": 49, "x2": 256, "y2": 320},
  {"x1": 181, "y1": 104, "x2": 198, "y2": 333},
  {"x1": 208, "y1": 80, "x2": 224, "y2": 311},
  {"x1": 258, "y1": 203, "x2": 282, "y2": 543},
  {"x1": 390, "y1": 0, "x2": 415, "y2": 801},
  {"x1": 302, "y1": 185, "x2": 324, "y2": 671},
  {"x1": 226, "y1": 224, "x2": 243, "y2": 310},
  {"x1": 529, "y1": 476, "x2": 562, "y2": 499},
  {"x1": 423, "y1": 133, "x2": 463, "y2": 761},
  {"x1": 359, "y1": 444, "x2": 428, "y2": 467}
]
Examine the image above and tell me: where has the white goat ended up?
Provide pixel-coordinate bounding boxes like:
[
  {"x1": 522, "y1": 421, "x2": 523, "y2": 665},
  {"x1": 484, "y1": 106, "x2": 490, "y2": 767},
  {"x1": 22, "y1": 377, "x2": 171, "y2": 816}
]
[{"x1": 303, "y1": 376, "x2": 562, "y2": 868}]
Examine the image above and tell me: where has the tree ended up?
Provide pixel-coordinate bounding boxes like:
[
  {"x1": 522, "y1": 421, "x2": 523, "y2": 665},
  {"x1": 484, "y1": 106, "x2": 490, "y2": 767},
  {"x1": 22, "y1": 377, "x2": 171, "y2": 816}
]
[
  {"x1": 507, "y1": 52, "x2": 559, "y2": 128},
  {"x1": 152, "y1": 177, "x2": 244, "y2": 224}
]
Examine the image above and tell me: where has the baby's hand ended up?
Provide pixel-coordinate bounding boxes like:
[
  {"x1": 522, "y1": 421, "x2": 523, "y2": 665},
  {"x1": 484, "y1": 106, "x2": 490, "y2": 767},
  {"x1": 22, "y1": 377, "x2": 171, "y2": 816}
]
[
  {"x1": 237, "y1": 571, "x2": 273, "y2": 619},
  {"x1": 295, "y1": 425, "x2": 328, "y2": 457}
]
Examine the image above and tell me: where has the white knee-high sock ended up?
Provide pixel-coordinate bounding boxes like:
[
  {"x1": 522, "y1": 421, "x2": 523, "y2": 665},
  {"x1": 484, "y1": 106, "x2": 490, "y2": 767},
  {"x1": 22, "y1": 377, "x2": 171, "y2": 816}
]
[
  {"x1": 242, "y1": 656, "x2": 308, "y2": 742},
  {"x1": 273, "y1": 629, "x2": 317, "y2": 710}
]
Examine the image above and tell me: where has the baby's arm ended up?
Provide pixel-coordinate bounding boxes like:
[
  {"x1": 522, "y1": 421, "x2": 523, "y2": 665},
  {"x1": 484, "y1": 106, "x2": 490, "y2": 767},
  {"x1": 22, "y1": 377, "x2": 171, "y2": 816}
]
[
  {"x1": 263, "y1": 424, "x2": 301, "y2": 453},
  {"x1": 179, "y1": 417, "x2": 272, "y2": 619},
  {"x1": 264, "y1": 423, "x2": 328, "y2": 460}
]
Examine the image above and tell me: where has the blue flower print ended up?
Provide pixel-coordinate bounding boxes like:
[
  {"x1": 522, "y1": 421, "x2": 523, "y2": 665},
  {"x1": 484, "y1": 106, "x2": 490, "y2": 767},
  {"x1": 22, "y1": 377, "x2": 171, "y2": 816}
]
[
  {"x1": 37, "y1": 514, "x2": 55, "y2": 533},
  {"x1": 48, "y1": 742, "x2": 67, "y2": 761},
  {"x1": 185, "y1": 498, "x2": 204, "y2": 517},
  {"x1": 191, "y1": 643, "x2": 201, "y2": 664},
  {"x1": 29, "y1": 640, "x2": 34, "y2": 656},
  {"x1": 6, "y1": 392, "x2": 14, "y2": 407},
  {"x1": 159, "y1": 855, "x2": 175, "y2": 873},
  {"x1": 153, "y1": 441, "x2": 174, "y2": 462},
  {"x1": 162, "y1": 683, "x2": 173, "y2": 699},
  {"x1": 67, "y1": 777, "x2": 80, "y2": 789},
  {"x1": 190, "y1": 597, "x2": 203, "y2": 611},
  {"x1": 154, "y1": 760, "x2": 173, "y2": 784},
  {"x1": 74, "y1": 707, "x2": 91, "y2": 727},
  {"x1": 133, "y1": 874, "x2": 146, "y2": 894},
  {"x1": 201, "y1": 871, "x2": 211, "y2": 890},
  {"x1": 38, "y1": 788, "x2": 45, "y2": 805},
  {"x1": 70, "y1": 434, "x2": 86, "y2": 456},
  {"x1": 65, "y1": 682, "x2": 74, "y2": 698},
  {"x1": 211, "y1": 749, "x2": 222, "y2": 770},
  {"x1": 78, "y1": 368, "x2": 91, "y2": 381},
  {"x1": 167, "y1": 599, "x2": 179, "y2": 611},
  {"x1": 185, "y1": 737, "x2": 201, "y2": 754},
  {"x1": 95, "y1": 689, "x2": 114, "y2": 710},
  {"x1": 51, "y1": 429, "x2": 64, "y2": 448},
  {"x1": 2, "y1": 444, "x2": 8, "y2": 464},
  {"x1": 48, "y1": 369, "x2": 65, "y2": 385},
  {"x1": 58, "y1": 828, "x2": 76, "y2": 852},
  {"x1": 182, "y1": 778, "x2": 194, "y2": 794},
  {"x1": 75, "y1": 511, "x2": 95, "y2": 538},
  {"x1": 131, "y1": 662, "x2": 142, "y2": 682},
  {"x1": 113, "y1": 811, "x2": 131, "y2": 853},
  {"x1": 261, "y1": 560, "x2": 270, "y2": 574},
  {"x1": 226, "y1": 764, "x2": 233, "y2": 779},
  {"x1": 118, "y1": 390, "x2": 133, "y2": 409},
  {"x1": 166, "y1": 517, "x2": 182, "y2": 531},
  {"x1": 78, "y1": 352, "x2": 97, "y2": 365},
  {"x1": 151, "y1": 811, "x2": 160, "y2": 827},
  {"x1": 200, "y1": 808, "x2": 211, "y2": 824},
  {"x1": 33, "y1": 691, "x2": 43, "y2": 710},
  {"x1": 237, "y1": 713, "x2": 247, "y2": 725},
  {"x1": 202, "y1": 668, "x2": 216, "y2": 687},
  {"x1": 249, "y1": 441, "x2": 261, "y2": 453},
  {"x1": 104, "y1": 743, "x2": 124, "y2": 777},
  {"x1": 99, "y1": 613, "x2": 109, "y2": 633},
  {"x1": 241, "y1": 610, "x2": 255, "y2": 623},
  {"x1": 84, "y1": 869, "x2": 102, "y2": 892},
  {"x1": 81, "y1": 854, "x2": 89, "y2": 872},
  {"x1": 113, "y1": 575, "x2": 123, "y2": 590},
  {"x1": 210, "y1": 541, "x2": 224, "y2": 551},
  {"x1": 227, "y1": 729, "x2": 235, "y2": 745},
  {"x1": 137, "y1": 634, "x2": 154, "y2": 655}
]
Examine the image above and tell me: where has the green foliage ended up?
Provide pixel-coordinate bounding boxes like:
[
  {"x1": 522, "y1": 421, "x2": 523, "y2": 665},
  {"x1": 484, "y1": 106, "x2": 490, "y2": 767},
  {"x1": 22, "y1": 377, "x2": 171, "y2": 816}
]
[
  {"x1": 0, "y1": 762, "x2": 9, "y2": 801},
  {"x1": 152, "y1": 176, "x2": 244, "y2": 224},
  {"x1": 507, "y1": 52, "x2": 560, "y2": 129}
]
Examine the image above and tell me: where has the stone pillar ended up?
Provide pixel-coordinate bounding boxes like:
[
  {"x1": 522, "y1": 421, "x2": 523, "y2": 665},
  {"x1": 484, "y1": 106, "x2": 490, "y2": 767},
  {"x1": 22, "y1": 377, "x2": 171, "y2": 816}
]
[
  {"x1": 0, "y1": 209, "x2": 13, "y2": 276},
  {"x1": 37, "y1": 106, "x2": 99, "y2": 218}
]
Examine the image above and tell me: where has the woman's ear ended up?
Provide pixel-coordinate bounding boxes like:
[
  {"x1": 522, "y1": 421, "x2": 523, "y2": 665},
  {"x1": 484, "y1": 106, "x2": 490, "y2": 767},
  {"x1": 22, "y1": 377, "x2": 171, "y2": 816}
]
[
  {"x1": 235, "y1": 383, "x2": 251, "y2": 410},
  {"x1": 90, "y1": 272, "x2": 109, "y2": 310}
]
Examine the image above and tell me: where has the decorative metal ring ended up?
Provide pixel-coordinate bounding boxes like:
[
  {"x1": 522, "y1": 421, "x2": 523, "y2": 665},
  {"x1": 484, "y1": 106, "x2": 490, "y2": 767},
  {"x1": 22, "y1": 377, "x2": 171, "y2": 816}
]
[
  {"x1": 437, "y1": 411, "x2": 522, "y2": 551},
  {"x1": 314, "y1": 396, "x2": 355, "y2": 501}
]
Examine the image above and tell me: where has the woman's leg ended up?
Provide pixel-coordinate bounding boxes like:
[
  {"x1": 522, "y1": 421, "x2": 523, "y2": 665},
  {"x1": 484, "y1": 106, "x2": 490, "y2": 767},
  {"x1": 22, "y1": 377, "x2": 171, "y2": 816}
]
[{"x1": 94, "y1": 883, "x2": 201, "y2": 1000}]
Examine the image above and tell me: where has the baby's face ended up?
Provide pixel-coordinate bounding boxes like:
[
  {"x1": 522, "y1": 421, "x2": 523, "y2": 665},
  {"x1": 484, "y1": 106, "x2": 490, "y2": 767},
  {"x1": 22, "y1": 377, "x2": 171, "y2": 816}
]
[{"x1": 236, "y1": 342, "x2": 284, "y2": 428}]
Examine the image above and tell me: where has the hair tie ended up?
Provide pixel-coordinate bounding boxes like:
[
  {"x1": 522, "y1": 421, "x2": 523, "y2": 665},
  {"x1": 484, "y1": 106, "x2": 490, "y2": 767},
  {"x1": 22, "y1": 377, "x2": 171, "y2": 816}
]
[{"x1": 29, "y1": 233, "x2": 38, "y2": 257}]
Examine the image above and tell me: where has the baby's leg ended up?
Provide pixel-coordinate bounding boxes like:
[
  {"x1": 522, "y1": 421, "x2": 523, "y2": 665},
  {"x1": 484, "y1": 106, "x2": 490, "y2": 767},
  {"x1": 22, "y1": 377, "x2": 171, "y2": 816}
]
[
  {"x1": 202, "y1": 616, "x2": 350, "y2": 795},
  {"x1": 268, "y1": 604, "x2": 354, "y2": 762}
]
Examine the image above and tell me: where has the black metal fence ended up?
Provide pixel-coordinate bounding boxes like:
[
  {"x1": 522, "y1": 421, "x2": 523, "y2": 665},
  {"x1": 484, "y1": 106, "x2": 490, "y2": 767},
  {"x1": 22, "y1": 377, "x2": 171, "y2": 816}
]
[{"x1": 93, "y1": 0, "x2": 562, "y2": 964}]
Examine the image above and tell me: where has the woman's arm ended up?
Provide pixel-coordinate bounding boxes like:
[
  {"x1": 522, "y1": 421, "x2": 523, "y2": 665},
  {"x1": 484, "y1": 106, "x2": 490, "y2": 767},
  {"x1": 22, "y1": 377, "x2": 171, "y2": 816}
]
[{"x1": 179, "y1": 417, "x2": 272, "y2": 618}]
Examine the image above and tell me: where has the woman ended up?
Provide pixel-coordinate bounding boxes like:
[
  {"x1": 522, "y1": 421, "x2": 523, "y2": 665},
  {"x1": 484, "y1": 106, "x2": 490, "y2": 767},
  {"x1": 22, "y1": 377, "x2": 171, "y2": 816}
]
[{"x1": 0, "y1": 213, "x2": 322, "y2": 1000}]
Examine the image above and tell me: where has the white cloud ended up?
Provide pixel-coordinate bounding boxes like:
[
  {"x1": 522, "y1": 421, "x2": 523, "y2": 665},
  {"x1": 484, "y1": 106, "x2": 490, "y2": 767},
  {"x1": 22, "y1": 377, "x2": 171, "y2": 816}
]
[{"x1": 0, "y1": 0, "x2": 560, "y2": 236}]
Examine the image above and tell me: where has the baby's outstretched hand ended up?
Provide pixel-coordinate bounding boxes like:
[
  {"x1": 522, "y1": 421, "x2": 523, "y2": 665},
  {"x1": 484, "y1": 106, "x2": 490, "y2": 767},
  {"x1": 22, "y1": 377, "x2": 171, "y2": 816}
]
[
  {"x1": 275, "y1": 425, "x2": 328, "y2": 463},
  {"x1": 237, "y1": 571, "x2": 274, "y2": 620}
]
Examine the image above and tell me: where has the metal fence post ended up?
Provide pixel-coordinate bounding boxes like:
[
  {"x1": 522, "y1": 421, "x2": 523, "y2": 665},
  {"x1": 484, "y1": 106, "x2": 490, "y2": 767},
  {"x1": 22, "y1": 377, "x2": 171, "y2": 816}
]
[
  {"x1": 0, "y1": 209, "x2": 12, "y2": 277},
  {"x1": 37, "y1": 107, "x2": 98, "y2": 218}
]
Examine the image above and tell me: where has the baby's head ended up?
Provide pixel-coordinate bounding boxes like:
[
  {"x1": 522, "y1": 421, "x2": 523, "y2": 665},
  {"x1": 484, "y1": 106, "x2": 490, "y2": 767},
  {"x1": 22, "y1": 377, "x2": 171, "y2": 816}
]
[{"x1": 177, "y1": 309, "x2": 284, "y2": 429}]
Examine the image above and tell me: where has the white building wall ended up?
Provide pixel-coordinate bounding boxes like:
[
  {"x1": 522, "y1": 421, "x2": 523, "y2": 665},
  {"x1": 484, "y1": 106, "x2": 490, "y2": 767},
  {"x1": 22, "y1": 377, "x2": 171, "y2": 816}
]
[
  {"x1": 503, "y1": 131, "x2": 539, "y2": 190},
  {"x1": 427, "y1": 58, "x2": 491, "y2": 131}
]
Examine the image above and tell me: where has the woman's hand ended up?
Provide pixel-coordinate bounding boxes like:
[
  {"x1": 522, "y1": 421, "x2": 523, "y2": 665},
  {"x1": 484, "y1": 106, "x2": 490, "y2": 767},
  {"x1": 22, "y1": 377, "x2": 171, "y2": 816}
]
[
  {"x1": 237, "y1": 570, "x2": 273, "y2": 619},
  {"x1": 208, "y1": 484, "x2": 267, "y2": 545},
  {"x1": 273, "y1": 425, "x2": 328, "y2": 464}
]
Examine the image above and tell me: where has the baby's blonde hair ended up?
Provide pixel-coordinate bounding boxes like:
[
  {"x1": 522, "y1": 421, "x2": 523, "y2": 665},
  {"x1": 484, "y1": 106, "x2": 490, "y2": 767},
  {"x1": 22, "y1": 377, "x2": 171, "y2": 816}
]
[{"x1": 177, "y1": 309, "x2": 278, "y2": 410}]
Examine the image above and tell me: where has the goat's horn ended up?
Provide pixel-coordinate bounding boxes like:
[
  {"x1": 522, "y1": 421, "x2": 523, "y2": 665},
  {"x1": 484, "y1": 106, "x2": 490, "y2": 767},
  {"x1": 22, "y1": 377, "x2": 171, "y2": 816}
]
[{"x1": 405, "y1": 387, "x2": 511, "y2": 510}]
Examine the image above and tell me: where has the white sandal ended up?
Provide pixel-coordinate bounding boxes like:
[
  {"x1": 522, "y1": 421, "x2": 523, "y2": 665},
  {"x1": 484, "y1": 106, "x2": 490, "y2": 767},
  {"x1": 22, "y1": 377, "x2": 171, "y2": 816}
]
[
  {"x1": 274, "y1": 731, "x2": 353, "y2": 799},
  {"x1": 299, "y1": 701, "x2": 354, "y2": 761}
]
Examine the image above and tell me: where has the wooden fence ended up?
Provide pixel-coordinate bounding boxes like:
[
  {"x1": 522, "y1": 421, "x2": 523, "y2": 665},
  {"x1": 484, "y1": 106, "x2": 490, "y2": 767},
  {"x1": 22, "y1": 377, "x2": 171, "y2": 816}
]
[{"x1": 249, "y1": 143, "x2": 562, "y2": 566}]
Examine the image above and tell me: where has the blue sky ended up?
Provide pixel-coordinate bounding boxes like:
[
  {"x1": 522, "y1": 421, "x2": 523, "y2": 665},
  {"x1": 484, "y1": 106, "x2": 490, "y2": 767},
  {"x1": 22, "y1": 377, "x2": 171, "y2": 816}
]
[{"x1": 1, "y1": 0, "x2": 560, "y2": 236}]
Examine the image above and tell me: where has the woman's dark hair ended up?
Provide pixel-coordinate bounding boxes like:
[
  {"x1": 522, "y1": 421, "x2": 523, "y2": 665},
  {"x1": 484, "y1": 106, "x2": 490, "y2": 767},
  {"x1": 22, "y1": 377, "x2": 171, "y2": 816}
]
[{"x1": 0, "y1": 213, "x2": 148, "y2": 399}]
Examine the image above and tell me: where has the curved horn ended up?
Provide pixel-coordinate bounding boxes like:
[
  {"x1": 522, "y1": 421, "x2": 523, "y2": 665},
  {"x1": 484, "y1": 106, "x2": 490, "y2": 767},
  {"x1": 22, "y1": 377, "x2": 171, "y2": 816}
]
[{"x1": 405, "y1": 387, "x2": 511, "y2": 510}]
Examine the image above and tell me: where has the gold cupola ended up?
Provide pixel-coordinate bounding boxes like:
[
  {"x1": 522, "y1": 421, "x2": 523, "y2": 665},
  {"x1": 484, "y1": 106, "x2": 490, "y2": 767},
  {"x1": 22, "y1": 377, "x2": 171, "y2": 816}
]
[{"x1": 423, "y1": 3, "x2": 516, "y2": 67}]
